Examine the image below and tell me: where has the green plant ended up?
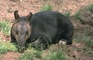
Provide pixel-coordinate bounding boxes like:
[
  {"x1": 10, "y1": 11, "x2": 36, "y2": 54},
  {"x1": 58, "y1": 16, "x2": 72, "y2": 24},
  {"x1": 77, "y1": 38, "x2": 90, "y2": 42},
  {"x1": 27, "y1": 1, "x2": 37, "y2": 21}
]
[
  {"x1": 0, "y1": 21, "x2": 10, "y2": 35},
  {"x1": 82, "y1": 46, "x2": 93, "y2": 55},
  {"x1": 18, "y1": 49, "x2": 42, "y2": 60},
  {"x1": 79, "y1": 35, "x2": 92, "y2": 47},
  {"x1": 0, "y1": 40, "x2": 17, "y2": 54},
  {"x1": 41, "y1": 4, "x2": 52, "y2": 11},
  {"x1": 73, "y1": 28, "x2": 92, "y2": 48},
  {"x1": 18, "y1": 52, "x2": 34, "y2": 60},
  {"x1": 87, "y1": 4, "x2": 93, "y2": 12},
  {"x1": 74, "y1": 4, "x2": 93, "y2": 22},
  {"x1": 87, "y1": 50, "x2": 93, "y2": 55},
  {"x1": 85, "y1": 40, "x2": 93, "y2": 47},
  {"x1": 43, "y1": 50, "x2": 67, "y2": 60},
  {"x1": 34, "y1": 51, "x2": 42, "y2": 58},
  {"x1": 74, "y1": 11, "x2": 83, "y2": 22},
  {"x1": 64, "y1": 11, "x2": 70, "y2": 17}
]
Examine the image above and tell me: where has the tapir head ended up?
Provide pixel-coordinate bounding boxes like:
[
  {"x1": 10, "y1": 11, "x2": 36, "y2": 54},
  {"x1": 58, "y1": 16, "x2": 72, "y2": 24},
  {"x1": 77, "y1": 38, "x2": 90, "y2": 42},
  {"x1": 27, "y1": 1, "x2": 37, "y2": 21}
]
[{"x1": 11, "y1": 10, "x2": 32, "y2": 52}]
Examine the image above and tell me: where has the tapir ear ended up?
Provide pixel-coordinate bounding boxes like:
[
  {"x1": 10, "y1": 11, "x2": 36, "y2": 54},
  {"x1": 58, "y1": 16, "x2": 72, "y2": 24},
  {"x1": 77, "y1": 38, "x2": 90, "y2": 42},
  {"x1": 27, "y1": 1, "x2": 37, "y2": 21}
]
[
  {"x1": 27, "y1": 12, "x2": 32, "y2": 21},
  {"x1": 14, "y1": 10, "x2": 20, "y2": 19}
]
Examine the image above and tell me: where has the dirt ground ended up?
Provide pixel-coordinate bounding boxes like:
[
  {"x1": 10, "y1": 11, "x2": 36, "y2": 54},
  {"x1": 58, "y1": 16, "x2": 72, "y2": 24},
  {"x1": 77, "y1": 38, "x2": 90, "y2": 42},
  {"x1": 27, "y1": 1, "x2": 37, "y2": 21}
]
[{"x1": 0, "y1": 0, "x2": 93, "y2": 60}]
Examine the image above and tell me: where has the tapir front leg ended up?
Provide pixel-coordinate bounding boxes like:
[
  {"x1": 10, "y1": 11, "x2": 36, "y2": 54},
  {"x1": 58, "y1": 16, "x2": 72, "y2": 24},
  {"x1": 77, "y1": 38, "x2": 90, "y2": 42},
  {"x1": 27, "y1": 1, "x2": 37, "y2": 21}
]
[{"x1": 31, "y1": 36, "x2": 51, "y2": 50}]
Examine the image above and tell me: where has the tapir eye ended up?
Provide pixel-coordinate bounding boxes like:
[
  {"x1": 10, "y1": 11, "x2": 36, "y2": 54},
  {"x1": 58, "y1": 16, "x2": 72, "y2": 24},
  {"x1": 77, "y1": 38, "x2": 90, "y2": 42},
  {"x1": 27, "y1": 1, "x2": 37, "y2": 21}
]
[
  {"x1": 16, "y1": 30, "x2": 18, "y2": 35},
  {"x1": 26, "y1": 31, "x2": 28, "y2": 35}
]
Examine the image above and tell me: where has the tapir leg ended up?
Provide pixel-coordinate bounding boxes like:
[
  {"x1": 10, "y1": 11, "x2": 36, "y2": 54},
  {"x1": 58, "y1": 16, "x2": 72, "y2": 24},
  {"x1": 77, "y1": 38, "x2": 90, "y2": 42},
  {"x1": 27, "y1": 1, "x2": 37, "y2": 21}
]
[
  {"x1": 58, "y1": 30, "x2": 73, "y2": 45},
  {"x1": 31, "y1": 36, "x2": 51, "y2": 50}
]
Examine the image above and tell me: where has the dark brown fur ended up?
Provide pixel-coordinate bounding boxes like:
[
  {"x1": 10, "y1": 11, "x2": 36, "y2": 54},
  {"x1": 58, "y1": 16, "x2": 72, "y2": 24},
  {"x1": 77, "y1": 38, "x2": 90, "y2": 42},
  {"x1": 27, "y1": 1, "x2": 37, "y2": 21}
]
[{"x1": 11, "y1": 10, "x2": 74, "y2": 52}]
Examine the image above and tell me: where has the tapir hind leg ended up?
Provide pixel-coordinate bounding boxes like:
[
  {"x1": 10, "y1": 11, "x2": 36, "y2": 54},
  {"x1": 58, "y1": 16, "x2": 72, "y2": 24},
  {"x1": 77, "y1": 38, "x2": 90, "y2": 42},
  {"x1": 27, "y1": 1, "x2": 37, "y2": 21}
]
[{"x1": 58, "y1": 30, "x2": 73, "y2": 45}]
